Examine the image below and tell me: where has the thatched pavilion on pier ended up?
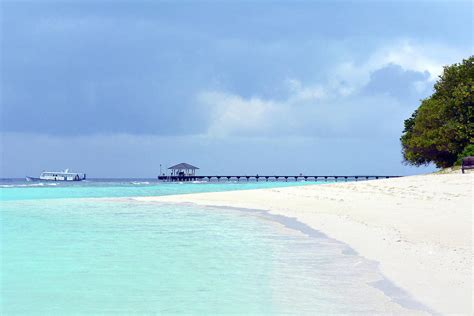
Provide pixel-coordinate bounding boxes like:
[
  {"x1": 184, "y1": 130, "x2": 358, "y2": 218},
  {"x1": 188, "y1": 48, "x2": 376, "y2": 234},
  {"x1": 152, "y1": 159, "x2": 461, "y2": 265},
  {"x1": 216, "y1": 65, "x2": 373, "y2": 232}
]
[{"x1": 168, "y1": 163, "x2": 199, "y2": 177}]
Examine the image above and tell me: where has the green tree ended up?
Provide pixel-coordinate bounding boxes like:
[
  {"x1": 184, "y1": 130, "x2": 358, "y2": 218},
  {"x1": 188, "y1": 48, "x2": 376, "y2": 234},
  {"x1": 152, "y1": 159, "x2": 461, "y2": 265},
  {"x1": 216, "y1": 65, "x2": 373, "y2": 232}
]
[
  {"x1": 401, "y1": 57, "x2": 474, "y2": 168},
  {"x1": 455, "y1": 144, "x2": 474, "y2": 165}
]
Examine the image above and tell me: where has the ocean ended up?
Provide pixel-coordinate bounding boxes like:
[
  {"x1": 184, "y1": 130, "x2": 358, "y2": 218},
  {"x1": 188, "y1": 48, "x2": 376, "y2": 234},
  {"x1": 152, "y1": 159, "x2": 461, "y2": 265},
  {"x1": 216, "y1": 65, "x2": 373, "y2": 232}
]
[{"x1": 1, "y1": 179, "x2": 420, "y2": 314}]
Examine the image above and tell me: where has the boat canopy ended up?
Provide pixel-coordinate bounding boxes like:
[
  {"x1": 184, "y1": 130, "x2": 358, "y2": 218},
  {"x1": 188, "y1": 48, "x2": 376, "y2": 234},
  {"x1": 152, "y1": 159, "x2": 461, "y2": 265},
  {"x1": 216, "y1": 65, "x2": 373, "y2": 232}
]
[{"x1": 41, "y1": 170, "x2": 84, "y2": 176}]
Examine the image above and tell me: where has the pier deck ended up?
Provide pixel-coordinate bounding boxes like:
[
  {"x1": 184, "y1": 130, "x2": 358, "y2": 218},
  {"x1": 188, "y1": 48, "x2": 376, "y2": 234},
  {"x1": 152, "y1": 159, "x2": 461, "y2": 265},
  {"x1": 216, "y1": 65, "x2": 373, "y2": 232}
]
[{"x1": 157, "y1": 175, "x2": 401, "y2": 182}]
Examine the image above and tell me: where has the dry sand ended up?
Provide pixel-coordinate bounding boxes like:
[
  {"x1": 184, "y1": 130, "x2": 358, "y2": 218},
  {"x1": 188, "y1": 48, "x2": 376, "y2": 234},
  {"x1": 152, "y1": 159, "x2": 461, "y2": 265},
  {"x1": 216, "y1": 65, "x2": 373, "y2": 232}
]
[{"x1": 136, "y1": 173, "x2": 473, "y2": 315}]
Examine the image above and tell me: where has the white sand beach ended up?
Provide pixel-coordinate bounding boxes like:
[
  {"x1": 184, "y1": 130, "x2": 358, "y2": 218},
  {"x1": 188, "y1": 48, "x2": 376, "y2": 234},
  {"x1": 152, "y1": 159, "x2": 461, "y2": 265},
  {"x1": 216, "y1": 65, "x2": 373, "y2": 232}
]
[{"x1": 136, "y1": 173, "x2": 473, "y2": 315}]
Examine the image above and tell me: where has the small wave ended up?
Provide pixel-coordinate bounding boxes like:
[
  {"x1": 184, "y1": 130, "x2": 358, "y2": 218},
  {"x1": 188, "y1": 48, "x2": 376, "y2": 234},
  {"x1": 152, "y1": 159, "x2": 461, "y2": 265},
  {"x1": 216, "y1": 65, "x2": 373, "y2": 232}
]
[
  {"x1": 130, "y1": 181, "x2": 151, "y2": 185},
  {"x1": 1, "y1": 183, "x2": 44, "y2": 188},
  {"x1": 0, "y1": 182, "x2": 60, "y2": 188}
]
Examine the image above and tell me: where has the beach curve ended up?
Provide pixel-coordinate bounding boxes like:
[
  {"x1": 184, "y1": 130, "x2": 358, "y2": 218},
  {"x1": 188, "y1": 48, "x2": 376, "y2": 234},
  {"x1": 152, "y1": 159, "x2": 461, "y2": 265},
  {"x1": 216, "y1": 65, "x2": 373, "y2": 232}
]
[{"x1": 134, "y1": 173, "x2": 473, "y2": 315}]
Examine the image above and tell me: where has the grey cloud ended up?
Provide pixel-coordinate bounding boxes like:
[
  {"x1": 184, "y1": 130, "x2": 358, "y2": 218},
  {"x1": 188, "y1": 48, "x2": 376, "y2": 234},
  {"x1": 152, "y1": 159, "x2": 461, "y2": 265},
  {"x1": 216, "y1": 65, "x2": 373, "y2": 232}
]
[{"x1": 361, "y1": 64, "x2": 432, "y2": 103}]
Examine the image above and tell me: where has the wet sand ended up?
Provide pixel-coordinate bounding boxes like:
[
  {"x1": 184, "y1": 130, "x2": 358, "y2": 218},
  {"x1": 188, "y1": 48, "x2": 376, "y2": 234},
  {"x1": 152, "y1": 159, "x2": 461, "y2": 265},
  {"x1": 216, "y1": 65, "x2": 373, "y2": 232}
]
[{"x1": 136, "y1": 173, "x2": 473, "y2": 315}]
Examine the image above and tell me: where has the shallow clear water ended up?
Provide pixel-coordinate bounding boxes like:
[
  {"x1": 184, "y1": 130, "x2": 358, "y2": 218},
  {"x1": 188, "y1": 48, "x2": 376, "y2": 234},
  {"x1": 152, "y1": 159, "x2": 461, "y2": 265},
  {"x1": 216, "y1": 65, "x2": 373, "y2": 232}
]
[{"x1": 1, "y1": 180, "x2": 419, "y2": 314}]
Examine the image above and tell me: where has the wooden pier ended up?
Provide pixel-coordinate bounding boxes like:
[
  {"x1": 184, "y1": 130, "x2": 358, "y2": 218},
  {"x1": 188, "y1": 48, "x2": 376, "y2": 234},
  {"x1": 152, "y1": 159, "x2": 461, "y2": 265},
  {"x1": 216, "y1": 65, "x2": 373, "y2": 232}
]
[{"x1": 157, "y1": 175, "x2": 401, "y2": 182}]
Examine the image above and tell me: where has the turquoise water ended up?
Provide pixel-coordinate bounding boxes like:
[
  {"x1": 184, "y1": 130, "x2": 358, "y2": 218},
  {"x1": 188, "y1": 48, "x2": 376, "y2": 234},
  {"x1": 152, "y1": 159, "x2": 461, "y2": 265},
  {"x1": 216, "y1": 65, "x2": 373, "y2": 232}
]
[
  {"x1": 1, "y1": 180, "x2": 417, "y2": 314},
  {"x1": 0, "y1": 179, "x2": 323, "y2": 201}
]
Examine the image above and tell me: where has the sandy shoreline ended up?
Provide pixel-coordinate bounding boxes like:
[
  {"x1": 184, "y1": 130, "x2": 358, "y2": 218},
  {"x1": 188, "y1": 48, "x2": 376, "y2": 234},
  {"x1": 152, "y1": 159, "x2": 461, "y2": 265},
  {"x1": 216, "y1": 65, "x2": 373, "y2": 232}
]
[{"x1": 135, "y1": 173, "x2": 473, "y2": 315}]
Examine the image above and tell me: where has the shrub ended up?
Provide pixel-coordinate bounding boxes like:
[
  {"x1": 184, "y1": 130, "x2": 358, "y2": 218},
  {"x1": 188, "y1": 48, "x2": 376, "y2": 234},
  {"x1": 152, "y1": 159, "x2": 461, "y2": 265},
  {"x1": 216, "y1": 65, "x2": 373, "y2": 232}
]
[{"x1": 455, "y1": 144, "x2": 474, "y2": 165}]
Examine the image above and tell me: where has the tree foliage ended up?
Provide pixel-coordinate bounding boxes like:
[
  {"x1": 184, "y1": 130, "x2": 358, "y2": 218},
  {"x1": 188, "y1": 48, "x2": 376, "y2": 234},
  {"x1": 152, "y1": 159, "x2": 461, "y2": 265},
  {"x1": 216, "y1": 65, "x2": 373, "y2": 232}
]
[{"x1": 400, "y1": 57, "x2": 474, "y2": 168}]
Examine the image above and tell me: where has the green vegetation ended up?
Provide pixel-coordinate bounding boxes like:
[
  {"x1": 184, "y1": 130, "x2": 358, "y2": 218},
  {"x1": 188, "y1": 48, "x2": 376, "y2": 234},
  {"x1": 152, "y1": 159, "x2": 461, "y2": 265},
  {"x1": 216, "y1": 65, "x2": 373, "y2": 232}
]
[
  {"x1": 400, "y1": 57, "x2": 474, "y2": 168},
  {"x1": 455, "y1": 144, "x2": 474, "y2": 165}
]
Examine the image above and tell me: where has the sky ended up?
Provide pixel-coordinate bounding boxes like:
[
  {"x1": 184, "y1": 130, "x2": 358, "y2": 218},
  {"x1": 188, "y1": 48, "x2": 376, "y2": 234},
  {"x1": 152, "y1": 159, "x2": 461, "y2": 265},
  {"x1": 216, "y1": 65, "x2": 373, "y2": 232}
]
[{"x1": 1, "y1": 0, "x2": 473, "y2": 178}]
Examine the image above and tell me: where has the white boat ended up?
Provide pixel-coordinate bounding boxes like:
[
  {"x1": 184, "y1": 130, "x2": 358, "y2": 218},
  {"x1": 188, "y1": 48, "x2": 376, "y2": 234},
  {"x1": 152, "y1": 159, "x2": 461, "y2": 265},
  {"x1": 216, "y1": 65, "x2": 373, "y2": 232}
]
[{"x1": 26, "y1": 169, "x2": 86, "y2": 182}]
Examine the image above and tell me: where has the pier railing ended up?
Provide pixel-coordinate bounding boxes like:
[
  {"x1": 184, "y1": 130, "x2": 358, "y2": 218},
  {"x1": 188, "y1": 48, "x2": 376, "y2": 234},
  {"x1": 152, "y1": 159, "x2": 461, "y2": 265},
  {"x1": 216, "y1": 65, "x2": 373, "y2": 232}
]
[{"x1": 157, "y1": 175, "x2": 401, "y2": 182}]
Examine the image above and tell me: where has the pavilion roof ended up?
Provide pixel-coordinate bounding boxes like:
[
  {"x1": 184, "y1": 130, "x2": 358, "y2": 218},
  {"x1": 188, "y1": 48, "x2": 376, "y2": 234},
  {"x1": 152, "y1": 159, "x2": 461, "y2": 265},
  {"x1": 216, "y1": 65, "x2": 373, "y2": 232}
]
[{"x1": 168, "y1": 163, "x2": 199, "y2": 170}]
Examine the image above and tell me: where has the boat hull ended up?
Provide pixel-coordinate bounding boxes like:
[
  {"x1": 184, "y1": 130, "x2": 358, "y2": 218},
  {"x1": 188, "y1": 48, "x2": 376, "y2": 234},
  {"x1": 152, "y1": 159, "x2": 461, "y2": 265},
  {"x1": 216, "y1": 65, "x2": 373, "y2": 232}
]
[{"x1": 25, "y1": 176, "x2": 84, "y2": 182}]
